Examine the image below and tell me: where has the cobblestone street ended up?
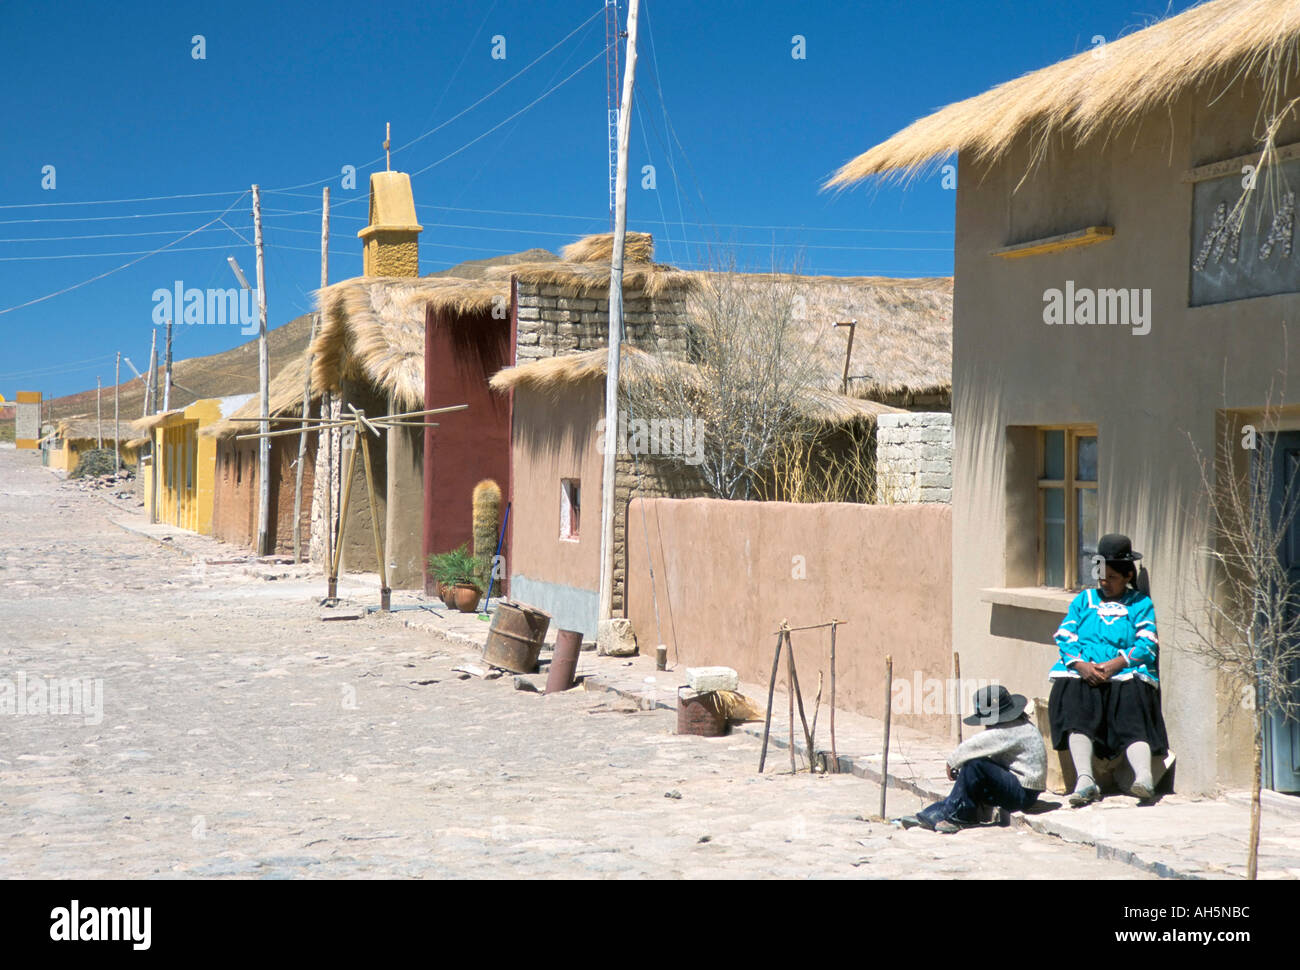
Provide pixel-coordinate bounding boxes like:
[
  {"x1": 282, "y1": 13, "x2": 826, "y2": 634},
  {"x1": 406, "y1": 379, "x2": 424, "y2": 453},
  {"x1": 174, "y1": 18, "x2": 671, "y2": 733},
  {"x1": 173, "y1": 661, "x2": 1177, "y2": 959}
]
[{"x1": 0, "y1": 448, "x2": 1150, "y2": 879}]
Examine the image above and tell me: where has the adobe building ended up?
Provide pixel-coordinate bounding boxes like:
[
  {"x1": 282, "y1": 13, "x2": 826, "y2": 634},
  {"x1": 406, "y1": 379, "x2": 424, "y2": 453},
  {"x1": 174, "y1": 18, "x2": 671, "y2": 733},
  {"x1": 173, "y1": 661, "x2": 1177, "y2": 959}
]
[
  {"x1": 134, "y1": 394, "x2": 251, "y2": 534},
  {"x1": 205, "y1": 353, "x2": 320, "y2": 555},
  {"x1": 829, "y1": 0, "x2": 1300, "y2": 793},
  {"x1": 489, "y1": 253, "x2": 952, "y2": 640},
  {"x1": 308, "y1": 170, "x2": 512, "y2": 590}
]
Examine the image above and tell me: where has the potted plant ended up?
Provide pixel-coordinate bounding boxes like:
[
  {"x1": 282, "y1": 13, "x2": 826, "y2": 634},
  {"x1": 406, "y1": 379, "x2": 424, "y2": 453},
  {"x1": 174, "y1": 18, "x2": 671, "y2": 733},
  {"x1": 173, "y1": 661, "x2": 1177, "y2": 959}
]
[{"x1": 428, "y1": 545, "x2": 484, "y2": 613}]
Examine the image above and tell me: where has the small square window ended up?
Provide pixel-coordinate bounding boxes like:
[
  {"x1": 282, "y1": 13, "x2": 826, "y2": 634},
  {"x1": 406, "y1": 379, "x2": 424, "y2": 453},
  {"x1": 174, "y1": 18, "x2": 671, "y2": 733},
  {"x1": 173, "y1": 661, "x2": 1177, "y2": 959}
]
[{"x1": 560, "y1": 479, "x2": 580, "y2": 540}]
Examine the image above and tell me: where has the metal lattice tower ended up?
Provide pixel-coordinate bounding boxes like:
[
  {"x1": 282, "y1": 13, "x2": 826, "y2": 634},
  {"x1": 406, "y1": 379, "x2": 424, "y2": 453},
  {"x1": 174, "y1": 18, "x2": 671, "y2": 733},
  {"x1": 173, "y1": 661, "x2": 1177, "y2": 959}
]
[{"x1": 605, "y1": 0, "x2": 621, "y2": 229}]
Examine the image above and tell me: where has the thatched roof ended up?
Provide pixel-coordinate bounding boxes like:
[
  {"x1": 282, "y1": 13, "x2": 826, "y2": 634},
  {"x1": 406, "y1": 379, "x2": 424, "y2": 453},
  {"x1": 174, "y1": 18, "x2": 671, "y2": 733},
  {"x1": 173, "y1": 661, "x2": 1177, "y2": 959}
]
[
  {"x1": 826, "y1": 0, "x2": 1300, "y2": 185},
  {"x1": 53, "y1": 415, "x2": 136, "y2": 445},
  {"x1": 703, "y1": 273, "x2": 952, "y2": 399},
  {"x1": 490, "y1": 346, "x2": 903, "y2": 427},
  {"x1": 481, "y1": 231, "x2": 694, "y2": 298},
  {"x1": 131, "y1": 407, "x2": 185, "y2": 433},
  {"x1": 311, "y1": 233, "x2": 694, "y2": 407},
  {"x1": 311, "y1": 276, "x2": 508, "y2": 409},
  {"x1": 203, "y1": 352, "x2": 323, "y2": 439}
]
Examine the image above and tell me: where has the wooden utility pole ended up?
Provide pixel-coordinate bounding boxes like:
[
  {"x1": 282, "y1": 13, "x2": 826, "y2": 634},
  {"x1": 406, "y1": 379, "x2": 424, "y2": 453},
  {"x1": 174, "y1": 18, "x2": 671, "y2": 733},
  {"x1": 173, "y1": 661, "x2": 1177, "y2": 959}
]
[
  {"x1": 253, "y1": 184, "x2": 271, "y2": 557},
  {"x1": 142, "y1": 330, "x2": 157, "y2": 419},
  {"x1": 162, "y1": 316, "x2": 174, "y2": 411},
  {"x1": 294, "y1": 186, "x2": 328, "y2": 562},
  {"x1": 597, "y1": 0, "x2": 640, "y2": 623},
  {"x1": 114, "y1": 352, "x2": 120, "y2": 471},
  {"x1": 146, "y1": 331, "x2": 159, "y2": 524},
  {"x1": 96, "y1": 377, "x2": 103, "y2": 448}
]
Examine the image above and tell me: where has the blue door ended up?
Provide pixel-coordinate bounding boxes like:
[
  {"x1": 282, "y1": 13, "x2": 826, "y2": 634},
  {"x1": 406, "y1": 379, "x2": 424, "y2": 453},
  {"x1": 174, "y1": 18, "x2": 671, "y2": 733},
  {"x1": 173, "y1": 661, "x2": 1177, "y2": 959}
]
[{"x1": 1266, "y1": 432, "x2": 1300, "y2": 792}]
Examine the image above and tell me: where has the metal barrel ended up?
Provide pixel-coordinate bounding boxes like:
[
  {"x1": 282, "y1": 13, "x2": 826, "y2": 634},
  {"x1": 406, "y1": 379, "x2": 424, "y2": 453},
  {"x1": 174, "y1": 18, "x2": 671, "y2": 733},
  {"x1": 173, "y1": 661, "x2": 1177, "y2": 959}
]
[
  {"x1": 483, "y1": 600, "x2": 552, "y2": 674},
  {"x1": 546, "y1": 629, "x2": 583, "y2": 693}
]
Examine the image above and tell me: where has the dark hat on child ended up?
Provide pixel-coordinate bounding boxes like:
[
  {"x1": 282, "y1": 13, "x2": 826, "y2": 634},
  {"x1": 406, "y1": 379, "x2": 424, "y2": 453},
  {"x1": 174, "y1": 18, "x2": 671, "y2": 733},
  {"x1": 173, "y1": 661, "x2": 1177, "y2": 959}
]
[{"x1": 964, "y1": 685, "x2": 1029, "y2": 726}]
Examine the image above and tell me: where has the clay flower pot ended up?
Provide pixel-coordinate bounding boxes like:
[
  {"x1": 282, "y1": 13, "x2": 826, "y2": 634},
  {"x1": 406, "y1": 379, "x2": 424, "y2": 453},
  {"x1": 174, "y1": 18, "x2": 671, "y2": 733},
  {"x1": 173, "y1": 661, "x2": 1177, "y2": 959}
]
[{"x1": 453, "y1": 584, "x2": 482, "y2": 613}]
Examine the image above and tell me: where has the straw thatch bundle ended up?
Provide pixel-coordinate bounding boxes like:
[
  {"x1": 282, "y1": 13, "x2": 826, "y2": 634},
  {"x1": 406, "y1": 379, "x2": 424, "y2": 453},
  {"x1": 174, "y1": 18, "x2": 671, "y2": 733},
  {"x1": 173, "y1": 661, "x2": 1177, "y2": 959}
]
[
  {"x1": 131, "y1": 408, "x2": 185, "y2": 433},
  {"x1": 489, "y1": 346, "x2": 902, "y2": 427},
  {"x1": 827, "y1": 0, "x2": 1300, "y2": 185},
  {"x1": 311, "y1": 276, "x2": 508, "y2": 409},
  {"x1": 560, "y1": 231, "x2": 655, "y2": 264}
]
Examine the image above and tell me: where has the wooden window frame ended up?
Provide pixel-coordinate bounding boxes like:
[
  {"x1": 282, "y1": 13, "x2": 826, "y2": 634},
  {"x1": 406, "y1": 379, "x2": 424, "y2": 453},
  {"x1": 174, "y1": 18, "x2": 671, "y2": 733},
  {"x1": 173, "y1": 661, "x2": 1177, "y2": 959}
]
[{"x1": 1036, "y1": 425, "x2": 1098, "y2": 590}]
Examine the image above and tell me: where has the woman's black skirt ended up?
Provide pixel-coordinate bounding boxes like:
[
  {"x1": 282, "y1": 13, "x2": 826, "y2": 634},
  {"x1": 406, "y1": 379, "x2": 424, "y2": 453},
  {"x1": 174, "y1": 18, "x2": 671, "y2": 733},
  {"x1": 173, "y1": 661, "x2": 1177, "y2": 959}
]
[{"x1": 1049, "y1": 677, "x2": 1169, "y2": 759}]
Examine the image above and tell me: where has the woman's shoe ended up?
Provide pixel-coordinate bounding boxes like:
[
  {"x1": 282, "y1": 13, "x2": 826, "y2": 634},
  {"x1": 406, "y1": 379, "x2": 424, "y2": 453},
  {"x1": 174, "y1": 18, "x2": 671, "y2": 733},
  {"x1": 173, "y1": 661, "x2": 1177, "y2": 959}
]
[
  {"x1": 1068, "y1": 783, "x2": 1101, "y2": 807},
  {"x1": 1130, "y1": 781, "x2": 1155, "y2": 802}
]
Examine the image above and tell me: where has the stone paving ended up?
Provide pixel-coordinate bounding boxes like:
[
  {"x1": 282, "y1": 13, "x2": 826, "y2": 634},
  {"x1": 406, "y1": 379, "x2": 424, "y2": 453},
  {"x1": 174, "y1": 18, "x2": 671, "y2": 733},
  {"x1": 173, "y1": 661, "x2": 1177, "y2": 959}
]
[{"x1": 0, "y1": 448, "x2": 1150, "y2": 878}]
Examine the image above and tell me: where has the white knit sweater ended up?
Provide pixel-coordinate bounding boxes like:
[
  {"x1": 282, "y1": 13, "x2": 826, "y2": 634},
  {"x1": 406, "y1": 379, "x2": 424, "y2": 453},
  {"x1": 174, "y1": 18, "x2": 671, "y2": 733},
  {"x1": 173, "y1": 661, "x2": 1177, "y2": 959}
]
[{"x1": 946, "y1": 717, "x2": 1048, "y2": 791}]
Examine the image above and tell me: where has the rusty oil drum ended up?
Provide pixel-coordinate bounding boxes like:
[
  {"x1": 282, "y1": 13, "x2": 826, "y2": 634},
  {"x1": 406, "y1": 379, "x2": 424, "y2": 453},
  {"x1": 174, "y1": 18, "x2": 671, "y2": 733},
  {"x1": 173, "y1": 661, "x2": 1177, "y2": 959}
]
[
  {"x1": 483, "y1": 600, "x2": 552, "y2": 674},
  {"x1": 677, "y1": 687, "x2": 727, "y2": 737}
]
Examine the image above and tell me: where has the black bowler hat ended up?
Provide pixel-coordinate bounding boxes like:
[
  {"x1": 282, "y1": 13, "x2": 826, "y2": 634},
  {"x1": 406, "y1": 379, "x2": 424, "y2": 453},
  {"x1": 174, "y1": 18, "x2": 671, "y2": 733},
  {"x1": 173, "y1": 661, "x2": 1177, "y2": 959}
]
[
  {"x1": 1097, "y1": 533, "x2": 1142, "y2": 563},
  {"x1": 964, "y1": 685, "x2": 1029, "y2": 726}
]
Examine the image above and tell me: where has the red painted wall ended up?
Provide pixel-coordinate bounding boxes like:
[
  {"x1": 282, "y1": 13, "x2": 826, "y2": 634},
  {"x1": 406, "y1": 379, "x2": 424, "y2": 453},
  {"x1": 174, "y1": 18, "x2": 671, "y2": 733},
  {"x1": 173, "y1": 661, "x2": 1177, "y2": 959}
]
[{"x1": 424, "y1": 308, "x2": 512, "y2": 576}]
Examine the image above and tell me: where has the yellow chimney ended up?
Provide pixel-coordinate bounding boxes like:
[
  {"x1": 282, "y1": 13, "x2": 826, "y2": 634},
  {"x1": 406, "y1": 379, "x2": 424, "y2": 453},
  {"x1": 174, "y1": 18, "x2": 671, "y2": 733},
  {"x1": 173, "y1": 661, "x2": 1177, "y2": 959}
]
[{"x1": 357, "y1": 171, "x2": 423, "y2": 277}]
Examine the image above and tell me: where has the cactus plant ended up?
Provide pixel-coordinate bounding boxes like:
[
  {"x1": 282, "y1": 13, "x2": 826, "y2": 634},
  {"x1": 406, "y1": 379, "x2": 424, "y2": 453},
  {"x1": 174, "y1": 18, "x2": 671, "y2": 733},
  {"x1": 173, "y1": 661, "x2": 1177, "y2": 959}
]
[{"x1": 471, "y1": 479, "x2": 502, "y2": 587}]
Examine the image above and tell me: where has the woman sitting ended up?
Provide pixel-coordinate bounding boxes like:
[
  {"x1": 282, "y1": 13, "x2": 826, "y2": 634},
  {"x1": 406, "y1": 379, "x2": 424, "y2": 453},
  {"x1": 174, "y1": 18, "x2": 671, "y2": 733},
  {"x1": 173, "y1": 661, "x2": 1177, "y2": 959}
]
[{"x1": 1050, "y1": 533, "x2": 1169, "y2": 805}]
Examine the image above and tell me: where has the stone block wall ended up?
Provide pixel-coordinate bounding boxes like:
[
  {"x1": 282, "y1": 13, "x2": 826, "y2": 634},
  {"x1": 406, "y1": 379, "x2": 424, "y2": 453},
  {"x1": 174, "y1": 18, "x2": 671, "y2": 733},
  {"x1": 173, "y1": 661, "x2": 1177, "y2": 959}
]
[
  {"x1": 514, "y1": 282, "x2": 691, "y2": 363},
  {"x1": 875, "y1": 412, "x2": 952, "y2": 504}
]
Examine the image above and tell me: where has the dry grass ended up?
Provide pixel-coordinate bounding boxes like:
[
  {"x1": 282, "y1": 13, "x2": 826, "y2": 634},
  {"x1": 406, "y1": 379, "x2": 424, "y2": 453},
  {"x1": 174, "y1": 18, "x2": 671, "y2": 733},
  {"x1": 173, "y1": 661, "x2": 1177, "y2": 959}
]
[
  {"x1": 561, "y1": 231, "x2": 655, "y2": 264},
  {"x1": 827, "y1": 0, "x2": 1300, "y2": 185},
  {"x1": 312, "y1": 277, "x2": 506, "y2": 409}
]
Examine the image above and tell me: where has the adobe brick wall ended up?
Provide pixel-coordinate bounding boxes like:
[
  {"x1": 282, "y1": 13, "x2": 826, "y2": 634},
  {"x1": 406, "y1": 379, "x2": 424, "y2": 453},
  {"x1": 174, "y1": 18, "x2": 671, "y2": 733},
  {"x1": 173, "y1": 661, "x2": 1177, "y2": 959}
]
[{"x1": 514, "y1": 279, "x2": 699, "y2": 615}]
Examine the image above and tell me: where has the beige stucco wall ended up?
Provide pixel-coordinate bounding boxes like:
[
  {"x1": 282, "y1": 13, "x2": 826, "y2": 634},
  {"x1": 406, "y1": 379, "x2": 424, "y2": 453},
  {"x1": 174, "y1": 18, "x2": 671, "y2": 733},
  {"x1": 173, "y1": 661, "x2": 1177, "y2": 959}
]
[
  {"x1": 952, "y1": 80, "x2": 1300, "y2": 794},
  {"x1": 627, "y1": 499, "x2": 953, "y2": 736}
]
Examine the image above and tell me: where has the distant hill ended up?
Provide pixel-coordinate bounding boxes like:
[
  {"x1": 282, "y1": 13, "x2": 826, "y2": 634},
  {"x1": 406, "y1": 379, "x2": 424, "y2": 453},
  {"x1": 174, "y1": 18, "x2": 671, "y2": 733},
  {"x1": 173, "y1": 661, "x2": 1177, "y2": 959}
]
[{"x1": 47, "y1": 313, "x2": 316, "y2": 424}]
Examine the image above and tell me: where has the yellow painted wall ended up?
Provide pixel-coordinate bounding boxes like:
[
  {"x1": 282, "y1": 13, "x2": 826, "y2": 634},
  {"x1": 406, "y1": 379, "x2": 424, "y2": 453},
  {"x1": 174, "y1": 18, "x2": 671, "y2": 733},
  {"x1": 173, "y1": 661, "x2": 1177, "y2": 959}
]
[{"x1": 145, "y1": 398, "x2": 222, "y2": 534}]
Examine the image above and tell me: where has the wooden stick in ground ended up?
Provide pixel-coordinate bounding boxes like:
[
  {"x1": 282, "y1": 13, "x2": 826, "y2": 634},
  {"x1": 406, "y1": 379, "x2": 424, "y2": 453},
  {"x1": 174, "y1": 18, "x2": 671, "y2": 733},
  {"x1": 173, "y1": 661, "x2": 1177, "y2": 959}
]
[
  {"x1": 357, "y1": 417, "x2": 389, "y2": 610},
  {"x1": 787, "y1": 632, "x2": 796, "y2": 774},
  {"x1": 757, "y1": 627, "x2": 785, "y2": 773},
  {"x1": 830, "y1": 620, "x2": 839, "y2": 770},
  {"x1": 954, "y1": 650, "x2": 963, "y2": 744},
  {"x1": 809, "y1": 671, "x2": 824, "y2": 769},
  {"x1": 327, "y1": 423, "x2": 360, "y2": 601},
  {"x1": 787, "y1": 632, "x2": 816, "y2": 770},
  {"x1": 880, "y1": 654, "x2": 893, "y2": 820}
]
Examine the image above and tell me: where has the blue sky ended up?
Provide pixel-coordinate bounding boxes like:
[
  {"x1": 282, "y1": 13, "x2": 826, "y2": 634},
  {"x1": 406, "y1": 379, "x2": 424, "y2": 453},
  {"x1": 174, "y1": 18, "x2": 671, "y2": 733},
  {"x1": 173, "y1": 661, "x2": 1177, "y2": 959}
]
[{"x1": 0, "y1": 0, "x2": 1198, "y2": 398}]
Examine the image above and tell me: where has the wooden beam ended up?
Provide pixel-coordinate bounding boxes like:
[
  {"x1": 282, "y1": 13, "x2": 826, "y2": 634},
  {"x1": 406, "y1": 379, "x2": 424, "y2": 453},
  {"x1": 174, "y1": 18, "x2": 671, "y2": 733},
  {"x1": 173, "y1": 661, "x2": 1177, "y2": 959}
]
[
  {"x1": 991, "y1": 225, "x2": 1114, "y2": 260},
  {"x1": 1183, "y1": 141, "x2": 1300, "y2": 184}
]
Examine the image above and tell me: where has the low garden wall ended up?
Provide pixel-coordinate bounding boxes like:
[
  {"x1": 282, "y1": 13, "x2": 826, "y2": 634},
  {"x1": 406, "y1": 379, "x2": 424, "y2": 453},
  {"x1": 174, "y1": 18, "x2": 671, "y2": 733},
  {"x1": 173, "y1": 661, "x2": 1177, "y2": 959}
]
[{"x1": 626, "y1": 498, "x2": 953, "y2": 738}]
